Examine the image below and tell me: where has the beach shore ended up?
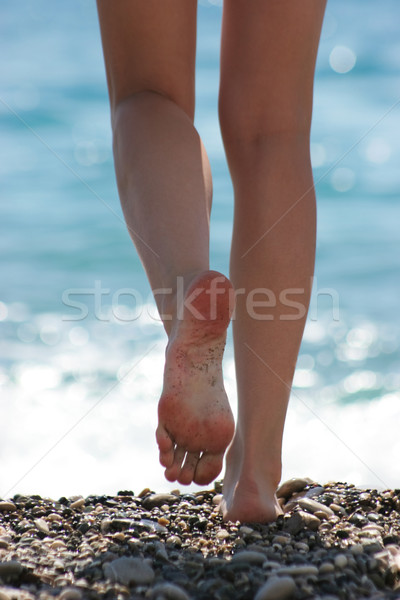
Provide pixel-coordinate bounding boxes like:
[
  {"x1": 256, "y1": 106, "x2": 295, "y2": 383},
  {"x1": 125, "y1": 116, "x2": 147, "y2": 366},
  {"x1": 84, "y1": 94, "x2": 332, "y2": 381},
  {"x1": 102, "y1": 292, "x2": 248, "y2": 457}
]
[{"x1": 0, "y1": 478, "x2": 399, "y2": 599}]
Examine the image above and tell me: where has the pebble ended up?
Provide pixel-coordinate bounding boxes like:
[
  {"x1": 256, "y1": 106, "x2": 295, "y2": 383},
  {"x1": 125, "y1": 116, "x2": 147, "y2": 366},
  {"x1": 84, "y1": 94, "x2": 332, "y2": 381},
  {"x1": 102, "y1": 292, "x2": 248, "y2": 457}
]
[
  {"x1": 239, "y1": 526, "x2": 254, "y2": 535},
  {"x1": 278, "y1": 565, "x2": 319, "y2": 577},
  {"x1": 319, "y1": 562, "x2": 335, "y2": 574},
  {"x1": 294, "y1": 542, "x2": 309, "y2": 552},
  {"x1": 0, "y1": 591, "x2": 11, "y2": 600},
  {"x1": 330, "y1": 503, "x2": 347, "y2": 515},
  {"x1": 231, "y1": 551, "x2": 266, "y2": 565},
  {"x1": 70, "y1": 498, "x2": 85, "y2": 510},
  {"x1": 166, "y1": 535, "x2": 182, "y2": 547},
  {"x1": 272, "y1": 536, "x2": 291, "y2": 546},
  {"x1": 0, "y1": 561, "x2": 23, "y2": 577},
  {"x1": 298, "y1": 497, "x2": 334, "y2": 517},
  {"x1": 51, "y1": 540, "x2": 67, "y2": 550},
  {"x1": 334, "y1": 554, "x2": 348, "y2": 569},
  {"x1": 104, "y1": 556, "x2": 155, "y2": 586},
  {"x1": 216, "y1": 529, "x2": 230, "y2": 540},
  {"x1": 142, "y1": 494, "x2": 179, "y2": 510},
  {"x1": 34, "y1": 518, "x2": 50, "y2": 535},
  {"x1": 0, "y1": 502, "x2": 16, "y2": 513},
  {"x1": 212, "y1": 494, "x2": 223, "y2": 506},
  {"x1": 276, "y1": 478, "x2": 310, "y2": 499},
  {"x1": 350, "y1": 544, "x2": 364, "y2": 555},
  {"x1": 303, "y1": 486, "x2": 325, "y2": 498},
  {"x1": 58, "y1": 588, "x2": 83, "y2": 600},
  {"x1": 148, "y1": 583, "x2": 190, "y2": 600},
  {"x1": 284, "y1": 510, "x2": 321, "y2": 534},
  {"x1": 254, "y1": 576, "x2": 297, "y2": 600}
]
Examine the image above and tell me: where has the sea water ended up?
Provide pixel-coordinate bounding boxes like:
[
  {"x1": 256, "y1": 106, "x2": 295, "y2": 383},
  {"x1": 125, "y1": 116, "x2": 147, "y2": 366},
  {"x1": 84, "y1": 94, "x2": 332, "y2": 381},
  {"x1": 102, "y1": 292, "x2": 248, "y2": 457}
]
[{"x1": 1, "y1": 0, "x2": 400, "y2": 498}]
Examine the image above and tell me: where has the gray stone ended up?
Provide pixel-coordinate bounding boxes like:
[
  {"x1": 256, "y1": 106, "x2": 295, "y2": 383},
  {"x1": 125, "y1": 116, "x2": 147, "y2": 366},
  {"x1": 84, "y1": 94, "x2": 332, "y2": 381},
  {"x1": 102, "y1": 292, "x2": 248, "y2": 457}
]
[
  {"x1": 362, "y1": 541, "x2": 383, "y2": 554},
  {"x1": 100, "y1": 518, "x2": 112, "y2": 534},
  {"x1": 142, "y1": 494, "x2": 178, "y2": 510},
  {"x1": 254, "y1": 576, "x2": 296, "y2": 600},
  {"x1": 0, "y1": 561, "x2": 23, "y2": 578},
  {"x1": 272, "y1": 535, "x2": 291, "y2": 546},
  {"x1": 284, "y1": 510, "x2": 320, "y2": 534},
  {"x1": 59, "y1": 588, "x2": 83, "y2": 600},
  {"x1": 319, "y1": 561, "x2": 335, "y2": 574},
  {"x1": 303, "y1": 486, "x2": 325, "y2": 499},
  {"x1": 239, "y1": 526, "x2": 254, "y2": 535},
  {"x1": 149, "y1": 583, "x2": 190, "y2": 600},
  {"x1": 298, "y1": 497, "x2": 334, "y2": 517},
  {"x1": 231, "y1": 551, "x2": 266, "y2": 565},
  {"x1": 334, "y1": 554, "x2": 348, "y2": 569},
  {"x1": 278, "y1": 564, "x2": 319, "y2": 576},
  {"x1": 276, "y1": 478, "x2": 311, "y2": 499},
  {"x1": 103, "y1": 557, "x2": 155, "y2": 586}
]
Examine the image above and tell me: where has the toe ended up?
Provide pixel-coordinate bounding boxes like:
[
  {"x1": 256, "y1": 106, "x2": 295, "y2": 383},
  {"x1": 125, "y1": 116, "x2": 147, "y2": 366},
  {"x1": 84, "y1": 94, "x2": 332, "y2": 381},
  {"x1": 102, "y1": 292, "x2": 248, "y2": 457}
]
[
  {"x1": 178, "y1": 451, "x2": 201, "y2": 485},
  {"x1": 164, "y1": 446, "x2": 186, "y2": 482},
  {"x1": 156, "y1": 425, "x2": 174, "y2": 468},
  {"x1": 194, "y1": 451, "x2": 223, "y2": 486}
]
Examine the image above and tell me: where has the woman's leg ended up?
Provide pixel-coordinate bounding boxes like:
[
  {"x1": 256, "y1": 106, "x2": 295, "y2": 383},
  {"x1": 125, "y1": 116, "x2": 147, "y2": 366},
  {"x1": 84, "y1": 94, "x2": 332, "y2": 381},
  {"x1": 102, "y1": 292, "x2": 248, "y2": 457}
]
[
  {"x1": 219, "y1": 0, "x2": 326, "y2": 522},
  {"x1": 97, "y1": 0, "x2": 234, "y2": 486}
]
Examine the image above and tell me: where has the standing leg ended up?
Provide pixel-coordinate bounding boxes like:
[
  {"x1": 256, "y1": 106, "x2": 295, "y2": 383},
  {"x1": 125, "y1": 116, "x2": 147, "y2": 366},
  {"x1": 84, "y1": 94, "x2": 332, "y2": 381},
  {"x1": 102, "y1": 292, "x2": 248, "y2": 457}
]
[
  {"x1": 97, "y1": 0, "x2": 234, "y2": 487},
  {"x1": 219, "y1": 0, "x2": 326, "y2": 522}
]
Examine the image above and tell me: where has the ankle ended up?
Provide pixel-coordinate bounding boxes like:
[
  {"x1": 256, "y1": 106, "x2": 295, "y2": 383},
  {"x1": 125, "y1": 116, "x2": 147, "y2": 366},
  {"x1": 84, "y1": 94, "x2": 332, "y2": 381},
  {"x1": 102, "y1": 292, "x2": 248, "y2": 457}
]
[
  {"x1": 227, "y1": 431, "x2": 282, "y2": 488},
  {"x1": 159, "y1": 270, "x2": 207, "y2": 337}
]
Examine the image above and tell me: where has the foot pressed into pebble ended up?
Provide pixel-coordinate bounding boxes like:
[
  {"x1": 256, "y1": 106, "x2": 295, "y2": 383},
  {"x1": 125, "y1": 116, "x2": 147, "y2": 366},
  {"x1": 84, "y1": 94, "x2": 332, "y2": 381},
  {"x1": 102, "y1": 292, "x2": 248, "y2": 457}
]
[
  {"x1": 220, "y1": 434, "x2": 283, "y2": 523},
  {"x1": 156, "y1": 270, "x2": 235, "y2": 486}
]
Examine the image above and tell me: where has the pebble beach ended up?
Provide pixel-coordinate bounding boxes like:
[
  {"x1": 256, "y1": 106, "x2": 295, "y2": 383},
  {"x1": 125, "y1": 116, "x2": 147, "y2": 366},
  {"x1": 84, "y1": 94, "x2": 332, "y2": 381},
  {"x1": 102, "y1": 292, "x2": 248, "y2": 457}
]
[{"x1": 1, "y1": 479, "x2": 400, "y2": 600}]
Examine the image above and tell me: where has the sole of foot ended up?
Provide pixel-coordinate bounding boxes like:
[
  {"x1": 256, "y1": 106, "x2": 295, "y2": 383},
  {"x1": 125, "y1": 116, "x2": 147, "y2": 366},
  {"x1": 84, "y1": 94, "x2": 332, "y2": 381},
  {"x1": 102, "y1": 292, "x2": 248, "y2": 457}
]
[{"x1": 156, "y1": 270, "x2": 235, "y2": 486}]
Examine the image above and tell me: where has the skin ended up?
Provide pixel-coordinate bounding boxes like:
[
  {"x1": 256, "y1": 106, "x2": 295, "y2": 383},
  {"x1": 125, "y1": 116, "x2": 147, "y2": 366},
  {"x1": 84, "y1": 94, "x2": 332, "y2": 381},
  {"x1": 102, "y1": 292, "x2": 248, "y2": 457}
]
[{"x1": 96, "y1": 0, "x2": 326, "y2": 523}]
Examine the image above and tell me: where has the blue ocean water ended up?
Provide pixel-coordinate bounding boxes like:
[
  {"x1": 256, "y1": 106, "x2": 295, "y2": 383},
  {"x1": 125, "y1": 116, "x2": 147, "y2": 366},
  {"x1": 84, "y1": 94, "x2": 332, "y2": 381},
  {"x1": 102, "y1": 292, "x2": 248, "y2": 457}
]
[{"x1": 1, "y1": 0, "x2": 400, "y2": 497}]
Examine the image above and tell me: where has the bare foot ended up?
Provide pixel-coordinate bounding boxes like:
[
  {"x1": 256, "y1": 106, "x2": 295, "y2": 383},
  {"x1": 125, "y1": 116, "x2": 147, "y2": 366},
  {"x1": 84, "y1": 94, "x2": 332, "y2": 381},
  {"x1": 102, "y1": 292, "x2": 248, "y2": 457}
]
[
  {"x1": 156, "y1": 270, "x2": 235, "y2": 486},
  {"x1": 220, "y1": 434, "x2": 283, "y2": 523}
]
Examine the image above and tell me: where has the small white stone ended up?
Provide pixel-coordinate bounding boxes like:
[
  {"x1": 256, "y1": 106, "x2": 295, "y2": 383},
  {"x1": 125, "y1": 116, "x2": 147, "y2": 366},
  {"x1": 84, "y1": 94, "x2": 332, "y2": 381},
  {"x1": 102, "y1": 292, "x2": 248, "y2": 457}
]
[
  {"x1": 212, "y1": 494, "x2": 223, "y2": 506},
  {"x1": 216, "y1": 529, "x2": 230, "y2": 540},
  {"x1": 34, "y1": 518, "x2": 50, "y2": 535},
  {"x1": 278, "y1": 565, "x2": 319, "y2": 577},
  {"x1": 334, "y1": 554, "x2": 348, "y2": 569}
]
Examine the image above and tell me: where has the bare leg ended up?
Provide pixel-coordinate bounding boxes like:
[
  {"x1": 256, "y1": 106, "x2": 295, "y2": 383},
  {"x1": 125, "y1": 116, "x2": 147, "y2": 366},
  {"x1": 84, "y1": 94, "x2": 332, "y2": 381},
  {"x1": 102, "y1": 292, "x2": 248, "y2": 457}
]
[
  {"x1": 219, "y1": 0, "x2": 326, "y2": 522},
  {"x1": 97, "y1": 0, "x2": 234, "y2": 486}
]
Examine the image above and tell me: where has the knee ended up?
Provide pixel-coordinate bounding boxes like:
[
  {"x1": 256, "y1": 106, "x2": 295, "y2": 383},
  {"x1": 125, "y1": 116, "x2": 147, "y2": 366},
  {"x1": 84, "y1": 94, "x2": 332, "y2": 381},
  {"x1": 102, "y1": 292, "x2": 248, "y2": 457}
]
[
  {"x1": 218, "y1": 88, "x2": 312, "y2": 153},
  {"x1": 112, "y1": 89, "x2": 195, "y2": 129}
]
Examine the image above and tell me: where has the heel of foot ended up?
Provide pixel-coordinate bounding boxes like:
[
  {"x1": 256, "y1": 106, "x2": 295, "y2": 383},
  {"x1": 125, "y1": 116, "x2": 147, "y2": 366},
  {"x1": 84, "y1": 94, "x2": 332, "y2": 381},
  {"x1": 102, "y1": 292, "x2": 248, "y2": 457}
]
[{"x1": 178, "y1": 270, "x2": 234, "y2": 338}]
